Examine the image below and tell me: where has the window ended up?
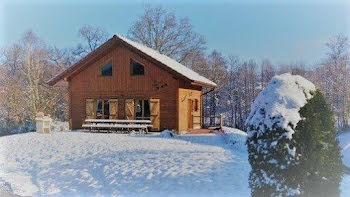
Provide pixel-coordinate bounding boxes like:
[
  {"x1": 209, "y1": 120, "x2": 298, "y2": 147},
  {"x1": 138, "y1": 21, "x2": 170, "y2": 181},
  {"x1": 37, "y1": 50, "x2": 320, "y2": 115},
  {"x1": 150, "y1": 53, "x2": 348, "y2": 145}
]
[
  {"x1": 103, "y1": 100, "x2": 110, "y2": 119},
  {"x1": 96, "y1": 99, "x2": 110, "y2": 119},
  {"x1": 101, "y1": 61, "x2": 112, "y2": 76},
  {"x1": 194, "y1": 99, "x2": 199, "y2": 112},
  {"x1": 96, "y1": 100, "x2": 103, "y2": 119},
  {"x1": 131, "y1": 59, "x2": 144, "y2": 75},
  {"x1": 135, "y1": 100, "x2": 150, "y2": 120}
]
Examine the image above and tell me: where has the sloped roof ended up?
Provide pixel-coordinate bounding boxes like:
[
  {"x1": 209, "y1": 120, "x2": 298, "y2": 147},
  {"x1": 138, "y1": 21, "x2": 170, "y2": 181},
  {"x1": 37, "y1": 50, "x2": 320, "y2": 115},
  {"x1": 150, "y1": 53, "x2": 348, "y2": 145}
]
[
  {"x1": 117, "y1": 35, "x2": 216, "y2": 87},
  {"x1": 47, "y1": 35, "x2": 216, "y2": 88}
]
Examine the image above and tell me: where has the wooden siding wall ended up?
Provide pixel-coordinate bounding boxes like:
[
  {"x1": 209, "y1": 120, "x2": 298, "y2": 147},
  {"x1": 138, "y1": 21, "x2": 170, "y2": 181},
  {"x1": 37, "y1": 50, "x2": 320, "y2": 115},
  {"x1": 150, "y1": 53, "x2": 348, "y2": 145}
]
[{"x1": 68, "y1": 44, "x2": 202, "y2": 130}]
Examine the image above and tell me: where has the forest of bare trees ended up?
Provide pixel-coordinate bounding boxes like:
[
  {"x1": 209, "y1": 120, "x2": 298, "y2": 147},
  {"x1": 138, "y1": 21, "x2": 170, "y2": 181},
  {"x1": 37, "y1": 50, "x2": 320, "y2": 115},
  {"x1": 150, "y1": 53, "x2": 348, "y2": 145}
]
[{"x1": 0, "y1": 6, "x2": 349, "y2": 135}]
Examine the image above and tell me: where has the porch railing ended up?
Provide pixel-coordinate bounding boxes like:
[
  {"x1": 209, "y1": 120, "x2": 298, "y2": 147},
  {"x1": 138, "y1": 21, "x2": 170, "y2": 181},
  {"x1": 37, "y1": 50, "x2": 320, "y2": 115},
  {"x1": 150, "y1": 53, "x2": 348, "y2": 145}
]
[{"x1": 192, "y1": 114, "x2": 223, "y2": 129}]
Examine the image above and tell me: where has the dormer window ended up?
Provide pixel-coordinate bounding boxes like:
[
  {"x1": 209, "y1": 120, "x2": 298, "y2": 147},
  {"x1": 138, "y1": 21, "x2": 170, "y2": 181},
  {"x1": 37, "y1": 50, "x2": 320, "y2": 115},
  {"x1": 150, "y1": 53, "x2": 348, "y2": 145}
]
[
  {"x1": 131, "y1": 59, "x2": 145, "y2": 76},
  {"x1": 101, "y1": 61, "x2": 112, "y2": 76}
]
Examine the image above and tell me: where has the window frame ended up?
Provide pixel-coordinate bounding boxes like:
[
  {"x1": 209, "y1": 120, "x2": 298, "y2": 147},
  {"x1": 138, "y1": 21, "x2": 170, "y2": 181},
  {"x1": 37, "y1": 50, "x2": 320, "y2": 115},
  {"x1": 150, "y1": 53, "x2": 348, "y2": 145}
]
[
  {"x1": 100, "y1": 60, "x2": 113, "y2": 77},
  {"x1": 103, "y1": 99, "x2": 110, "y2": 119},
  {"x1": 96, "y1": 99, "x2": 103, "y2": 119},
  {"x1": 135, "y1": 99, "x2": 150, "y2": 120},
  {"x1": 194, "y1": 99, "x2": 199, "y2": 112},
  {"x1": 130, "y1": 59, "x2": 145, "y2": 76},
  {"x1": 96, "y1": 99, "x2": 111, "y2": 119}
]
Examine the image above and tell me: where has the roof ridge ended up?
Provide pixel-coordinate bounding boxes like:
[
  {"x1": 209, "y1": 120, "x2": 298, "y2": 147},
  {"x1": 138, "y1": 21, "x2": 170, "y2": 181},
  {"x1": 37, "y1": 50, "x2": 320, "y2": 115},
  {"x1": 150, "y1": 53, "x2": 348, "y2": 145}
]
[{"x1": 48, "y1": 34, "x2": 216, "y2": 88}]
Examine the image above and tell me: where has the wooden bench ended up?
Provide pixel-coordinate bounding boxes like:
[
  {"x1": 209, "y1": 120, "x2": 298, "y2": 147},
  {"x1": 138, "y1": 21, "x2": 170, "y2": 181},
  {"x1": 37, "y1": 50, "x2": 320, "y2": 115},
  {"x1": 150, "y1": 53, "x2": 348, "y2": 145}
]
[
  {"x1": 82, "y1": 119, "x2": 152, "y2": 134},
  {"x1": 85, "y1": 119, "x2": 152, "y2": 124}
]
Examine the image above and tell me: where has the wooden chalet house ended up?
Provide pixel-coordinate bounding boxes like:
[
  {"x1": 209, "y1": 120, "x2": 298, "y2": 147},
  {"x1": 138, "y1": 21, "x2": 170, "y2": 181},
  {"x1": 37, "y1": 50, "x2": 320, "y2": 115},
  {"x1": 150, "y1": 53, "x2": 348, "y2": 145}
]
[{"x1": 48, "y1": 35, "x2": 216, "y2": 134}]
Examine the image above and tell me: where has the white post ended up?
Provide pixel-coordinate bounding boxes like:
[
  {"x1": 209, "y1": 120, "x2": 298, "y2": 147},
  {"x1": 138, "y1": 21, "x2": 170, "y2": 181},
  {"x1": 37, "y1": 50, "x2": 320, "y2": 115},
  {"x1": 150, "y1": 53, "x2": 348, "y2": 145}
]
[
  {"x1": 220, "y1": 114, "x2": 224, "y2": 129},
  {"x1": 43, "y1": 115, "x2": 52, "y2": 134},
  {"x1": 36, "y1": 112, "x2": 52, "y2": 134},
  {"x1": 36, "y1": 112, "x2": 44, "y2": 133}
]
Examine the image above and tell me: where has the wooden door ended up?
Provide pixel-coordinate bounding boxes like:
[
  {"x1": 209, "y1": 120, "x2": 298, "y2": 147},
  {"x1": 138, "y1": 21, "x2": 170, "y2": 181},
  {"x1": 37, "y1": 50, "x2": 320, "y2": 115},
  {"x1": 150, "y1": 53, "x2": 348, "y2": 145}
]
[
  {"x1": 150, "y1": 99, "x2": 160, "y2": 131},
  {"x1": 187, "y1": 99, "x2": 193, "y2": 129},
  {"x1": 125, "y1": 99, "x2": 135, "y2": 120},
  {"x1": 109, "y1": 99, "x2": 118, "y2": 119},
  {"x1": 192, "y1": 99, "x2": 201, "y2": 129},
  {"x1": 86, "y1": 99, "x2": 95, "y2": 119}
]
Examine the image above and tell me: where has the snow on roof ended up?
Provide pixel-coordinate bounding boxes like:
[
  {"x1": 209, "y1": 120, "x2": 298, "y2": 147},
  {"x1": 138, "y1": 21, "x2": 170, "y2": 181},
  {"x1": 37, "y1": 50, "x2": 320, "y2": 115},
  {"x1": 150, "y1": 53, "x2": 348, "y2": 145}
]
[
  {"x1": 117, "y1": 35, "x2": 217, "y2": 87},
  {"x1": 246, "y1": 73, "x2": 316, "y2": 140}
]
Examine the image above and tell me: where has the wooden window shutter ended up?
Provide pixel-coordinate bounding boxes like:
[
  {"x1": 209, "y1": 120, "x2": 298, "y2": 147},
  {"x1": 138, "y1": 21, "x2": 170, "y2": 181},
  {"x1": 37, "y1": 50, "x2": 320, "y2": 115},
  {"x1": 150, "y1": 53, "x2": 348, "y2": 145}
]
[
  {"x1": 125, "y1": 99, "x2": 135, "y2": 120},
  {"x1": 86, "y1": 99, "x2": 95, "y2": 119},
  {"x1": 109, "y1": 99, "x2": 118, "y2": 119},
  {"x1": 150, "y1": 98, "x2": 160, "y2": 131}
]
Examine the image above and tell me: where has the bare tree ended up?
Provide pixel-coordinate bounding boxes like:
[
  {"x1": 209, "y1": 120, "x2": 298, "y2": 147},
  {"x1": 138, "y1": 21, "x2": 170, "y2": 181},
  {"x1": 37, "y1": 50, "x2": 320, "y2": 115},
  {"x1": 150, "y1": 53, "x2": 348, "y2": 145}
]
[
  {"x1": 207, "y1": 51, "x2": 228, "y2": 124},
  {"x1": 222, "y1": 58, "x2": 259, "y2": 129},
  {"x1": 0, "y1": 44, "x2": 27, "y2": 134},
  {"x1": 19, "y1": 31, "x2": 47, "y2": 119},
  {"x1": 260, "y1": 59, "x2": 275, "y2": 89},
  {"x1": 224, "y1": 56, "x2": 240, "y2": 127},
  {"x1": 72, "y1": 25, "x2": 109, "y2": 59},
  {"x1": 278, "y1": 62, "x2": 307, "y2": 77},
  {"x1": 206, "y1": 50, "x2": 228, "y2": 87},
  {"x1": 128, "y1": 5, "x2": 206, "y2": 65},
  {"x1": 0, "y1": 31, "x2": 68, "y2": 134},
  {"x1": 50, "y1": 47, "x2": 75, "y2": 69},
  {"x1": 315, "y1": 34, "x2": 350, "y2": 129}
]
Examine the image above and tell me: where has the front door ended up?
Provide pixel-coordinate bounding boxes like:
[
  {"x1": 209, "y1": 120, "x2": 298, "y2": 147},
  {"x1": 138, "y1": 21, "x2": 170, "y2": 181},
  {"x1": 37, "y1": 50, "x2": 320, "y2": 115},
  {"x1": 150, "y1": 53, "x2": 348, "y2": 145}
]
[{"x1": 187, "y1": 99, "x2": 193, "y2": 129}]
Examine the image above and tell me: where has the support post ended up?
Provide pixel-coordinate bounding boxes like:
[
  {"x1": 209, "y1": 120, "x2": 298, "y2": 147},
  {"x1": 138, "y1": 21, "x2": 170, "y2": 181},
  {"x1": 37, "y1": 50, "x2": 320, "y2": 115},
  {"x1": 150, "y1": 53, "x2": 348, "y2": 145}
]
[{"x1": 220, "y1": 114, "x2": 224, "y2": 129}]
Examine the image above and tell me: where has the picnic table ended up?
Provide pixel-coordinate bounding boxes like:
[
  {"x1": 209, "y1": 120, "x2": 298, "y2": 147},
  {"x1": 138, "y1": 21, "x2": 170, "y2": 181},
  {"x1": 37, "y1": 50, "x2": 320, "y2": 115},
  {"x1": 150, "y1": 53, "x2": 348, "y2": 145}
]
[{"x1": 82, "y1": 119, "x2": 152, "y2": 134}]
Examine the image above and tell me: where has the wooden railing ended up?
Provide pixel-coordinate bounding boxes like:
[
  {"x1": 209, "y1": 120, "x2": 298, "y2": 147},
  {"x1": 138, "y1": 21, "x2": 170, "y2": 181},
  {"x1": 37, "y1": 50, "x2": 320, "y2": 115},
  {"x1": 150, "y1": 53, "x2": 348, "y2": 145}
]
[{"x1": 193, "y1": 114, "x2": 223, "y2": 129}]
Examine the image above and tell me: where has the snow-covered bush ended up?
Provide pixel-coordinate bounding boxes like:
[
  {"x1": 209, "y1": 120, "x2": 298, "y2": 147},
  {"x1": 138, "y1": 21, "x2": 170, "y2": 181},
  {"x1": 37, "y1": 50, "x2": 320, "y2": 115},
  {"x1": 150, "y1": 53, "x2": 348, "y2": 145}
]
[
  {"x1": 0, "y1": 121, "x2": 35, "y2": 136},
  {"x1": 51, "y1": 120, "x2": 69, "y2": 132},
  {"x1": 222, "y1": 127, "x2": 247, "y2": 152},
  {"x1": 159, "y1": 130, "x2": 177, "y2": 138},
  {"x1": 246, "y1": 73, "x2": 342, "y2": 196},
  {"x1": 292, "y1": 90, "x2": 343, "y2": 196}
]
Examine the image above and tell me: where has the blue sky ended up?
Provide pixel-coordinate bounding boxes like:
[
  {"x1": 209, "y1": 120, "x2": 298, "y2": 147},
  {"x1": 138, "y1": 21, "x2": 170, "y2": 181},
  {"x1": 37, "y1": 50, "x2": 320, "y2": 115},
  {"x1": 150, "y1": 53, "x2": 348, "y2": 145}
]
[{"x1": 1, "y1": 0, "x2": 349, "y2": 66}]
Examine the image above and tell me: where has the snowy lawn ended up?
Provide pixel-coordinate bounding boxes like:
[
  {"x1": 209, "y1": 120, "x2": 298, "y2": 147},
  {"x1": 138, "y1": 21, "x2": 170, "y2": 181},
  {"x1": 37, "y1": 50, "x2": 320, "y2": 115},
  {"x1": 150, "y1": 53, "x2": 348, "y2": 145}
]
[
  {"x1": 0, "y1": 128, "x2": 349, "y2": 197},
  {"x1": 339, "y1": 131, "x2": 350, "y2": 197},
  {"x1": 0, "y1": 130, "x2": 249, "y2": 197},
  {"x1": 339, "y1": 131, "x2": 350, "y2": 168}
]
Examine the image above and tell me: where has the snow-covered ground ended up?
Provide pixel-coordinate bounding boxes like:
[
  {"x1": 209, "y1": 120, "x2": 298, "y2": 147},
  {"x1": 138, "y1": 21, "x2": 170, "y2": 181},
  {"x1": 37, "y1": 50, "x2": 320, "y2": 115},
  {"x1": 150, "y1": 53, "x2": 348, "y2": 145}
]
[
  {"x1": 339, "y1": 131, "x2": 350, "y2": 168},
  {"x1": 0, "y1": 129, "x2": 249, "y2": 197},
  {"x1": 339, "y1": 131, "x2": 350, "y2": 197},
  {"x1": 0, "y1": 128, "x2": 348, "y2": 196}
]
